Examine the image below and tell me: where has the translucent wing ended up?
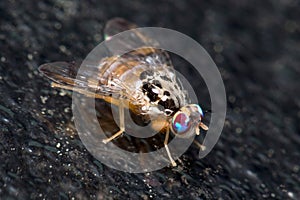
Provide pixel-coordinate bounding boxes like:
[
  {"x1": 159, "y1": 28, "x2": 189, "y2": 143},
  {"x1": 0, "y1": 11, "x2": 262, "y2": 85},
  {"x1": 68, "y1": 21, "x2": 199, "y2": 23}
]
[
  {"x1": 39, "y1": 61, "x2": 80, "y2": 86},
  {"x1": 104, "y1": 18, "x2": 173, "y2": 68},
  {"x1": 39, "y1": 60, "x2": 124, "y2": 98}
]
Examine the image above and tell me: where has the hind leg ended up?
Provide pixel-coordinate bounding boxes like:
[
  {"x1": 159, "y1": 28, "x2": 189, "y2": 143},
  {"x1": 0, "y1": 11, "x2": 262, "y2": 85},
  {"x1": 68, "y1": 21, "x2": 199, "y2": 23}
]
[{"x1": 102, "y1": 103, "x2": 125, "y2": 144}]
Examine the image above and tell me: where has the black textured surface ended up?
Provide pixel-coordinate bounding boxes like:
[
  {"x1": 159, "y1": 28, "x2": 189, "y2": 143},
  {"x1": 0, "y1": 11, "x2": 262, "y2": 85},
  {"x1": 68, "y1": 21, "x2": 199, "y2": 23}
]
[{"x1": 0, "y1": 0, "x2": 299, "y2": 199}]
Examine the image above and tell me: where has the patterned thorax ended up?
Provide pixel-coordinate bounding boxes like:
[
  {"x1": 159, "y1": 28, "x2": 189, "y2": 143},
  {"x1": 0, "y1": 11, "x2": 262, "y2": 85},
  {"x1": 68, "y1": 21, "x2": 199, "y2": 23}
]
[{"x1": 97, "y1": 48, "x2": 188, "y2": 118}]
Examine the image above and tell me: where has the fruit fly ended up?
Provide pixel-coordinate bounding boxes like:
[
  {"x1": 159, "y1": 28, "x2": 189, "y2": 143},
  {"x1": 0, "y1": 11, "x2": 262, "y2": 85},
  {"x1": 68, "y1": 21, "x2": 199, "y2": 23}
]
[{"x1": 39, "y1": 18, "x2": 208, "y2": 166}]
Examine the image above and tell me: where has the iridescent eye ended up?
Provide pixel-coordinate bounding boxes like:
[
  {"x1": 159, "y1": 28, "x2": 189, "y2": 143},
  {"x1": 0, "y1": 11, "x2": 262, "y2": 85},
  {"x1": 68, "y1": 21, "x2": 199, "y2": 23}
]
[
  {"x1": 195, "y1": 104, "x2": 204, "y2": 118},
  {"x1": 171, "y1": 112, "x2": 191, "y2": 134}
]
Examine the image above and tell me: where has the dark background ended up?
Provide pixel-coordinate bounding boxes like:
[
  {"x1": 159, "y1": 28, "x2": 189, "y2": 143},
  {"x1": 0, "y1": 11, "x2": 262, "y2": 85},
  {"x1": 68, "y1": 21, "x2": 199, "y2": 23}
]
[{"x1": 0, "y1": 0, "x2": 299, "y2": 199}]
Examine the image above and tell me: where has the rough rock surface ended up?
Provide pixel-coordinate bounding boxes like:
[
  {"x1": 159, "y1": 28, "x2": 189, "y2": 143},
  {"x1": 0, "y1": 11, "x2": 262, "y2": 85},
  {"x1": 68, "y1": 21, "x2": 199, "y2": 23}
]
[{"x1": 0, "y1": 0, "x2": 299, "y2": 199}]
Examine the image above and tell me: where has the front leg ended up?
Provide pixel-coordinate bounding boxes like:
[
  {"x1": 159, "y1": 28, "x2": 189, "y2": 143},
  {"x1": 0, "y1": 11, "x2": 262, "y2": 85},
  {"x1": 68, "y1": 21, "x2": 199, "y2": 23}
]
[{"x1": 164, "y1": 127, "x2": 177, "y2": 167}]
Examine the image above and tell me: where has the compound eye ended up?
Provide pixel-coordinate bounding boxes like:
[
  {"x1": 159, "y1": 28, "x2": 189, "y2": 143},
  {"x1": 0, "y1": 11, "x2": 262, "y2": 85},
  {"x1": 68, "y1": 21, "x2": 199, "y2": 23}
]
[{"x1": 171, "y1": 112, "x2": 191, "y2": 134}]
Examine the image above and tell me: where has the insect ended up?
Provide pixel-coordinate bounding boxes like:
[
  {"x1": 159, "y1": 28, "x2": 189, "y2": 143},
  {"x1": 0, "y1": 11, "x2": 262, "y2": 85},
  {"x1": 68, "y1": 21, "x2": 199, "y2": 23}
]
[{"x1": 39, "y1": 18, "x2": 208, "y2": 166}]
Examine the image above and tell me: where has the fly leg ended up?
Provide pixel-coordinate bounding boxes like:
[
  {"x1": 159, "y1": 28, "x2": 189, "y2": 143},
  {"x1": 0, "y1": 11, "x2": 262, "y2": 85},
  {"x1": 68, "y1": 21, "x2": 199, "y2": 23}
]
[
  {"x1": 199, "y1": 122, "x2": 208, "y2": 131},
  {"x1": 102, "y1": 103, "x2": 125, "y2": 144},
  {"x1": 164, "y1": 127, "x2": 177, "y2": 167},
  {"x1": 193, "y1": 140, "x2": 206, "y2": 151},
  {"x1": 194, "y1": 122, "x2": 208, "y2": 151}
]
